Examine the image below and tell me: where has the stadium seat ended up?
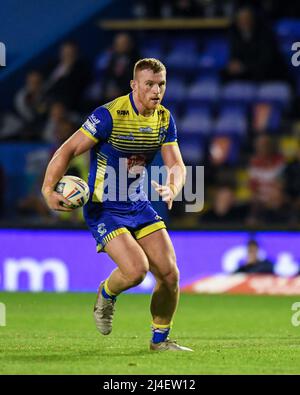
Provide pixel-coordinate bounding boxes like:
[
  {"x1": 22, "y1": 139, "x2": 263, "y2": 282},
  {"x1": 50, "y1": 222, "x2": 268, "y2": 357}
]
[
  {"x1": 187, "y1": 79, "x2": 220, "y2": 104},
  {"x1": 256, "y1": 82, "x2": 292, "y2": 109},
  {"x1": 168, "y1": 37, "x2": 198, "y2": 53},
  {"x1": 141, "y1": 47, "x2": 164, "y2": 60},
  {"x1": 166, "y1": 51, "x2": 198, "y2": 70},
  {"x1": 183, "y1": 103, "x2": 212, "y2": 117},
  {"x1": 94, "y1": 52, "x2": 110, "y2": 74},
  {"x1": 214, "y1": 112, "x2": 247, "y2": 137},
  {"x1": 198, "y1": 38, "x2": 229, "y2": 70},
  {"x1": 193, "y1": 70, "x2": 220, "y2": 84},
  {"x1": 140, "y1": 38, "x2": 164, "y2": 59},
  {"x1": 166, "y1": 38, "x2": 198, "y2": 70},
  {"x1": 218, "y1": 103, "x2": 248, "y2": 117},
  {"x1": 180, "y1": 111, "x2": 213, "y2": 136},
  {"x1": 161, "y1": 100, "x2": 178, "y2": 118},
  {"x1": 279, "y1": 38, "x2": 296, "y2": 57},
  {"x1": 163, "y1": 78, "x2": 186, "y2": 102},
  {"x1": 221, "y1": 81, "x2": 257, "y2": 105},
  {"x1": 276, "y1": 19, "x2": 300, "y2": 40},
  {"x1": 179, "y1": 135, "x2": 206, "y2": 165}
]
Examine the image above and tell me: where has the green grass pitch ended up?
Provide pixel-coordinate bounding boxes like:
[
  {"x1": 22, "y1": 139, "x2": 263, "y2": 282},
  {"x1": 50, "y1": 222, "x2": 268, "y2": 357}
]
[{"x1": 0, "y1": 292, "x2": 300, "y2": 374}]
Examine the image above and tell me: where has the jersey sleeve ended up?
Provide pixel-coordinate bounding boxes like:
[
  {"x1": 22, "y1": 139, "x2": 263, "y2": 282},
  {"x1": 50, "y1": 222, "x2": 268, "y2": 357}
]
[
  {"x1": 80, "y1": 106, "x2": 113, "y2": 142},
  {"x1": 162, "y1": 113, "x2": 178, "y2": 146}
]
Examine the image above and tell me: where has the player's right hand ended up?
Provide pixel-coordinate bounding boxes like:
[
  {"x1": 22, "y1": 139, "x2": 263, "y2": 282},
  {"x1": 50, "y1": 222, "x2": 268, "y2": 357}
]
[
  {"x1": 42, "y1": 189, "x2": 73, "y2": 212},
  {"x1": 151, "y1": 180, "x2": 176, "y2": 210}
]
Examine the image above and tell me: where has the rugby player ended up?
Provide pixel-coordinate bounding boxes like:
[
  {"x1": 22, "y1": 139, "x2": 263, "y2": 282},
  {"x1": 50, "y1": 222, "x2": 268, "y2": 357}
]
[{"x1": 42, "y1": 58, "x2": 193, "y2": 352}]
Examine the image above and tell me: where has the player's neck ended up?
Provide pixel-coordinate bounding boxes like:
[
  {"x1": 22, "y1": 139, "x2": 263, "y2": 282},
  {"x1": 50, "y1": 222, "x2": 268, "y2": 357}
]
[{"x1": 132, "y1": 92, "x2": 154, "y2": 117}]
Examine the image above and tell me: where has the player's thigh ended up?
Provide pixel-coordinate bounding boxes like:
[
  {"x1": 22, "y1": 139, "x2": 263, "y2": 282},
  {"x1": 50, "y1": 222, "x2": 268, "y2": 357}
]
[
  {"x1": 104, "y1": 232, "x2": 149, "y2": 277},
  {"x1": 137, "y1": 229, "x2": 178, "y2": 279}
]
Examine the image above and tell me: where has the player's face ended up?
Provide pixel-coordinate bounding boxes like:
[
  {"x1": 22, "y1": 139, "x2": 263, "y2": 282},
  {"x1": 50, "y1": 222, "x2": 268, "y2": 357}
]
[{"x1": 134, "y1": 69, "x2": 166, "y2": 111}]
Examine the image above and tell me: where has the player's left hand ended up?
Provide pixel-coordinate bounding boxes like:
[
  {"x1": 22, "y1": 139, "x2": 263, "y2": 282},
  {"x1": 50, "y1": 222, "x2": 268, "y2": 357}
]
[{"x1": 151, "y1": 180, "x2": 176, "y2": 210}]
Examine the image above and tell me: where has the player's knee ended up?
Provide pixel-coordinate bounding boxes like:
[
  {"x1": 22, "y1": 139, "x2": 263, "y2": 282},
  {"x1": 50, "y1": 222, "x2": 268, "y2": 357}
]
[
  {"x1": 163, "y1": 265, "x2": 180, "y2": 289},
  {"x1": 125, "y1": 258, "x2": 148, "y2": 286},
  {"x1": 127, "y1": 268, "x2": 147, "y2": 286},
  {"x1": 168, "y1": 267, "x2": 180, "y2": 287}
]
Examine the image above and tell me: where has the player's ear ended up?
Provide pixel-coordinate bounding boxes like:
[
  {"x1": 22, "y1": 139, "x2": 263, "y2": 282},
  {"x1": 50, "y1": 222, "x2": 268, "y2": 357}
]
[{"x1": 130, "y1": 79, "x2": 136, "y2": 91}]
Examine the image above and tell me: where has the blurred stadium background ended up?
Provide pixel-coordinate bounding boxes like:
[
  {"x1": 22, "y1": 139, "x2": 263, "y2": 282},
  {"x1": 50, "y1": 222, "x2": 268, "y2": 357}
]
[{"x1": 1, "y1": 0, "x2": 300, "y2": 297}]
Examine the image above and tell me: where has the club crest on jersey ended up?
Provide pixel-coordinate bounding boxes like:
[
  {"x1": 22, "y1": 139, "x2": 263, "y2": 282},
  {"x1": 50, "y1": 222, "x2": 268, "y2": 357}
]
[
  {"x1": 139, "y1": 126, "x2": 153, "y2": 133},
  {"x1": 159, "y1": 126, "x2": 167, "y2": 143},
  {"x1": 97, "y1": 223, "x2": 107, "y2": 236}
]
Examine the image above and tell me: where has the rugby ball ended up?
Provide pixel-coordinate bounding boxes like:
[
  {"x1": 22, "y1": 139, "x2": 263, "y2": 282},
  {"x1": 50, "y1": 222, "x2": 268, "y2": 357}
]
[{"x1": 55, "y1": 175, "x2": 90, "y2": 209}]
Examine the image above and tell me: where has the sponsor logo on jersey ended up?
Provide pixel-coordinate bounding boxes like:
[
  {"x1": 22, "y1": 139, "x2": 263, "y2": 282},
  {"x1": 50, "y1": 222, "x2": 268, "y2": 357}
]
[
  {"x1": 97, "y1": 223, "x2": 107, "y2": 236},
  {"x1": 82, "y1": 114, "x2": 101, "y2": 135},
  {"x1": 117, "y1": 110, "x2": 130, "y2": 116},
  {"x1": 83, "y1": 120, "x2": 96, "y2": 135},
  {"x1": 118, "y1": 133, "x2": 135, "y2": 141},
  {"x1": 139, "y1": 126, "x2": 153, "y2": 133},
  {"x1": 90, "y1": 114, "x2": 101, "y2": 125}
]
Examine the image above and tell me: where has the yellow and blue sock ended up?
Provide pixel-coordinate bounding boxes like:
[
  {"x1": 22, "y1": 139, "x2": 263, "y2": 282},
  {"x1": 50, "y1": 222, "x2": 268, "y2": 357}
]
[
  {"x1": 101, "y1": 279, "x2": 117, "y2": 301},
  {"x1": 151, "y1": 322, "x2": 172, "y2": 344}
]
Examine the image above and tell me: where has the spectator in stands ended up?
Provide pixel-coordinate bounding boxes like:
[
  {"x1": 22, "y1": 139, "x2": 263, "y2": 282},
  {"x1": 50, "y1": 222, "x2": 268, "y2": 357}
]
[
  {"x1": 235, "y1": 239, "x2": 274, "y2": 273},
  {"x1": 17, "y1": 119, "x2": 79, "y2": 223},
  {"x1": 44, "y1": 41, "x2": 90, "y2": 110},
  {"x1": 252, "y1": 178, "x2": 293, "y2": 224},
  {"x1": 1, "y1": 71, "x2": 46, "y2": 141},
  {"x1": 42, "y1": 101, "x2": 80, "y2": 144},
  {"x1": 223, "y1": 6, "x2": 289, "y2": 82},
  {"x1": 134, "y1": 0, "x2": 208, "y2": 18},
  {"x1": 95, "y1": 33, "x2": 140, "y2": 102},
  {"x1": 17, "y1": 191, "x2": 52, "y2": 221},
  {"x1": 53, "y1": 119, "x2": 76, "y2": 147},
  {"x1": 172, "y1": 0, "x2": 200, "y2": 17},
  {"x1": 247, "y1": 134, "x2": 289, "y2": 225},
  {"x1": 0, "y1": 112, "x2": 23, "y2": 141},
  {"x1": 283, "y1": 143, "x2": 300, "y2": 224},
  {"x1": 12, "y1": 70, "x2": 47, "y2": 141},
  {"x1": 263, "y1": 0, "x2": 300, "y2": 19},
  {"x1": 14, "y1": 70, "x2": 46, "y2": 124},
  {"x1": 199, "y1": 184, "x2": 248, "y2": 224}
]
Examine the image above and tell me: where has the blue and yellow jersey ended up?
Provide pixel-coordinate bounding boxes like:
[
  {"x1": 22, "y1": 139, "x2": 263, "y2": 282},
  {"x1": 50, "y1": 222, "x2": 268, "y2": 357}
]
[{"x1": 80, "y1": 92, "x2": 177, "y2": 208}]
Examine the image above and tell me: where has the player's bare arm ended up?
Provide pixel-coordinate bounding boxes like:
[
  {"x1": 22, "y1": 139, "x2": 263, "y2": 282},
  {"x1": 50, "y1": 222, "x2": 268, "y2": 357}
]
[
  {"x1": 41, "y1": 130, "x2": 96, "y2": 211},
  {"x1": 152, "y1": 144, "x2": 186, "y2": 210}
]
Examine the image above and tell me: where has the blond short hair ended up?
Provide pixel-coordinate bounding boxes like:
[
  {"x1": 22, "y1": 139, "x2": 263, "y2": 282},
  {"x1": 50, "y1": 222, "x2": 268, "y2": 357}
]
[{"x1": 133, "y1": 58, "x2": 166, "y2": 79}]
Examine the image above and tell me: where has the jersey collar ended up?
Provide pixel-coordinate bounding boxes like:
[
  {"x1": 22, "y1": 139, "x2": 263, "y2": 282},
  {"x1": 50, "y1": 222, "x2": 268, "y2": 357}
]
[
  {"x1": 129, "y1": 92, "x2": 139, "y2": 115},
  {"x1": 129, "y1": 92, "x2": 157, "y2": 119}
]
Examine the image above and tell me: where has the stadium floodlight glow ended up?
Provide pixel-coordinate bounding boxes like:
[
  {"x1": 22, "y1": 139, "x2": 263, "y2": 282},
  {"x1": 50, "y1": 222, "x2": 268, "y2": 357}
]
[{"x1": 0, "y1": 42, "x2": 6, "y2": 67}]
